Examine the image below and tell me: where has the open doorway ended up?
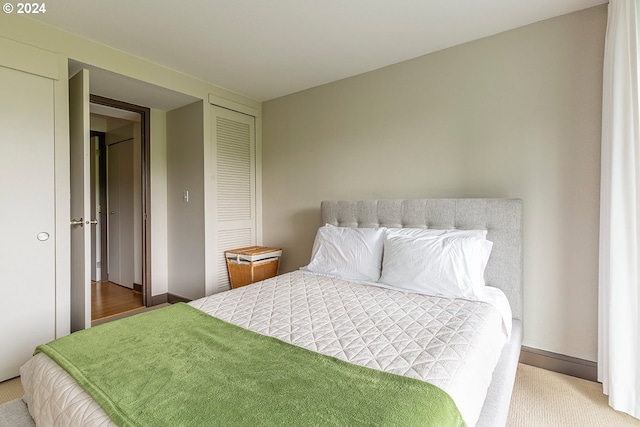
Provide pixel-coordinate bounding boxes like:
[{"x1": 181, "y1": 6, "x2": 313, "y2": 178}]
[
  {"x1": 68, "y1": 62, "x2": 199, "y2": 330},
  {"x1": 89, "y1": 95, "x2": 151, "y2": 322}
]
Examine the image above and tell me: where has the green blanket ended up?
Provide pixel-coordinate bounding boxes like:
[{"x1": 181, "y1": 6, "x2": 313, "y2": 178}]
[{"x1": 36, "y1": 303, "x2": 465, "y2": 427}]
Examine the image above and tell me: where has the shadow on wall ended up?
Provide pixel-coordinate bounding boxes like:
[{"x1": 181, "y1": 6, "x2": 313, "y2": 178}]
[{"x1": 282, "y1": 207, "x2": 322, "y2": 273}]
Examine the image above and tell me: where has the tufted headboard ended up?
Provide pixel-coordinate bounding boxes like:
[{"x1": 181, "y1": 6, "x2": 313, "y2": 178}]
[{"x1": 321, "y1": 199, "x2": 523, "y2": 321}]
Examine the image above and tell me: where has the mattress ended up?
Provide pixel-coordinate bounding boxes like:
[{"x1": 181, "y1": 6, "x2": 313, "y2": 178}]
[{"x1": 21, "y1": 270, "x2": 510, "y2": 427}]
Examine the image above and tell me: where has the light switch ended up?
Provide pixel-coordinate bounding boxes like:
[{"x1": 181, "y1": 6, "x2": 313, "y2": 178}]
[{"x1": 183, "y1": 190, "x2": 189, "y2": 202}]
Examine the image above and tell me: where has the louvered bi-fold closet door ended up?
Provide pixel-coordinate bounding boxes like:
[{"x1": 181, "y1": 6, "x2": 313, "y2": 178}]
[{"x1": 212, "y1": 105, "x2": 256, "y2": 292}]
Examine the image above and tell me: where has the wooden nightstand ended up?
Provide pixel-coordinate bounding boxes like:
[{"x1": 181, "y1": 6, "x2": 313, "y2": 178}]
[{"x1": 225, "y1": 246, "x2": 282, "y2": 289}]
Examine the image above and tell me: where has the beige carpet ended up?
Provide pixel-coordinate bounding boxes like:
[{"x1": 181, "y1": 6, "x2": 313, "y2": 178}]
[
  {"x1": 0, "y1": 377, "x2": 23, "y2": 405},
  {"x1": 507, "y1": 363, "x2": 640, "y2": 426},
  {"x1": 2, "y1": 363, "x2": 640, "y2": 425}
]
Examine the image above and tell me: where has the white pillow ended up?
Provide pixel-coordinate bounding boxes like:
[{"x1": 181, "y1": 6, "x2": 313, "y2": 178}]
[
  {"x1": 379, "y1": 233, "x2": 493, "y2": 299},
  {"x1": 386, "y1": 228, "x2": 488, "y2": 239},
  {"x1": 304, "y1": 225, "x2": 386, "y2": 282}
]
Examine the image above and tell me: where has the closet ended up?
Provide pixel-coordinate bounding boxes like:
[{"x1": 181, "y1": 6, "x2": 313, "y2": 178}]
[
  {"x1": 166, "y1": 100, "x2": 259, "y2": 300},
  {"x1": 0, "y1": 38, "x2": 65, "y2": 381},
  {"x1": 212, "y1": 105, "x2": 257, "y2": 293}
]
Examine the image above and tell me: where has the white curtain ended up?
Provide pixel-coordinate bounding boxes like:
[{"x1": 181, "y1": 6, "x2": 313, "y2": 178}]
[{"x1": 599, "y1": 0, "x2": 640, "y2": 420}]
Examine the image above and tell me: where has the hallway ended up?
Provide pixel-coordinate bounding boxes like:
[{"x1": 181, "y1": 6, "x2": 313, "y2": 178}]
[{"x1": 91, "y1": 281, "x2": 143, "y2": 323}]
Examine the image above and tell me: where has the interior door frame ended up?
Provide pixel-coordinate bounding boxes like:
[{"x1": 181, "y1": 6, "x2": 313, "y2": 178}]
[{"x1": 90, "y1": 94, "x2": 152, "y2": 307}]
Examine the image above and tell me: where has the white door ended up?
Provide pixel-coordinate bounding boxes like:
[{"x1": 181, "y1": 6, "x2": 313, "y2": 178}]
[
  {"x1": 107, "y1": 142, "x2": 121, "y2": 284},
  {"x1": 107, "y1": 139, "x2": 135, "y2": 288},
  {"x1": 212, "y1": 106, "x2": 256, "y2": 292},
  {"x1": 90, "y1": 136, "x2": 101, "y2": 282},
  {"x1": 69, "y1": 69, "x2": 92, "y2": 332},
  {"x1": 0, "y1": 65, "x2": 56, "y2": 381}
]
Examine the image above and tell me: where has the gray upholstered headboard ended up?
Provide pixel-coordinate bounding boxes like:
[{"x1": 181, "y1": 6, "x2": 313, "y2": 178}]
[{"x1": 321, "y1": 199, "x2": 523, "y2": 321}]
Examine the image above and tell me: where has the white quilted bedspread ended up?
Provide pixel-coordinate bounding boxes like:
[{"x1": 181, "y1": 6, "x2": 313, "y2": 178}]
[{"x1": 21, "y1": 271, "x2": 508, "y2": 427}]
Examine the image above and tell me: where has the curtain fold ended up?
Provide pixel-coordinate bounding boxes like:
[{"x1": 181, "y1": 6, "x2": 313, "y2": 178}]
[{"x1": 599, "y1": 0, "x2": 640, "y2": 419}]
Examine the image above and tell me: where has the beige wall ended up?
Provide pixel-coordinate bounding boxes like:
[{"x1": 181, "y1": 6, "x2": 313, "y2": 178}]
[
  {"x1": 167, "y1": 101, "x2": 206, "y2": 300},
  {"x1": 262, "y1": 5, "x2": 606, "y2": 361},
  {"x1": 150, "y1": 109, "x2": 169, "y2": 296}
]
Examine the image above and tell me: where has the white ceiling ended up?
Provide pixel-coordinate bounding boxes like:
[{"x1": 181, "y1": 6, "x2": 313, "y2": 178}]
[{"x1": 33, "y1": 0, "x2": 607, "y2": 102}]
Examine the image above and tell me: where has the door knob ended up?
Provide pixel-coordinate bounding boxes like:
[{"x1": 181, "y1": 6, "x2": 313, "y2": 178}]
[{"x1": 70, "y1": 218, "x2": 84, "y2": 227}]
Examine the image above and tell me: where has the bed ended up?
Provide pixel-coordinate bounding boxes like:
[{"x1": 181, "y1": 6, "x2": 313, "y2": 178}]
[{"x1": 20, "y1": 198, "x2": 523, "y2": 427}]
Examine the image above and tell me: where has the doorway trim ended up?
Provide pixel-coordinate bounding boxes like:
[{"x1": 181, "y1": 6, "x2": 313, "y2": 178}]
[{"x1": 90, "y1": 94, "x2": 153, "y2": 307}]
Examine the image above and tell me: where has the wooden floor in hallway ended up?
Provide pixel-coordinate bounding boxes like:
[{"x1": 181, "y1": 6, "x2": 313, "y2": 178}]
[{"x1": 91, "y1": 281, "x2": 144, "y2": 322}]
